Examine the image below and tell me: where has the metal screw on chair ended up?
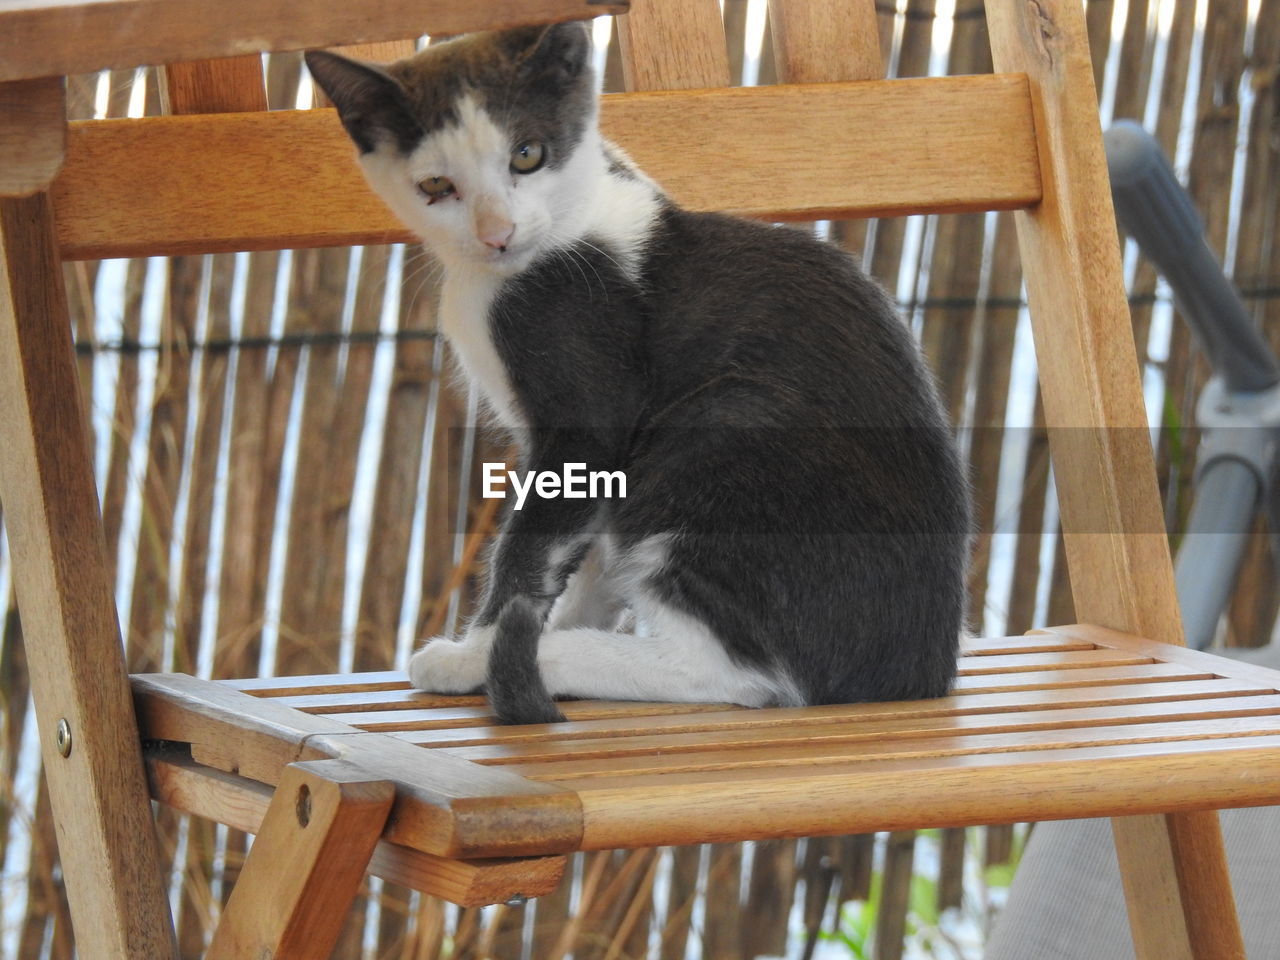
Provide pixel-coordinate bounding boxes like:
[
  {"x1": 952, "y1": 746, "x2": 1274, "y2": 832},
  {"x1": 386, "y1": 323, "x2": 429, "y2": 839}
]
[
  {"x1": 505, "y1": 894, "x2": 527, "y2": 907},
  {"x1": 55, "y1": 719, "x2": 72, "y2": 758}
]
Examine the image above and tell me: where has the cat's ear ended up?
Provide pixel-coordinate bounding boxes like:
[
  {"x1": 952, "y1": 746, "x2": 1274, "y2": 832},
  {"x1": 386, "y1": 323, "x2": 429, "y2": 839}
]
[
  {"x1": 500, "y1": 21, "x2": 592, "y2": 85},
  {"x1": 305, "y1": 50, "x2": 423, "y2": 154}
]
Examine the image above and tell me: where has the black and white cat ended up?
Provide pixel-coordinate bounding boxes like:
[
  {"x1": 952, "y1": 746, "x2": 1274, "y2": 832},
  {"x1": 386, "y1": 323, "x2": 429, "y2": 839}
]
[{"x1": 306, "y1": 22, "x2": 971, "y2": 725}]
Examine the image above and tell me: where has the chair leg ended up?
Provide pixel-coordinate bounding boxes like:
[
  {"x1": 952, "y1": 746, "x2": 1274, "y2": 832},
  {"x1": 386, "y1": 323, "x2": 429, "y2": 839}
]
[
  {"x1": 1113, "y1": 813, "x2": 1245, "y2": 960},
  {"x1": 207, "y1": 759, "x2": 394, "y2": 960},
  {"x1": 0, "y1": 188, "x2": 178, "y2": 956},
  {"x1": 984, "y1": 0, "x2": 1247, "y2": 956}
]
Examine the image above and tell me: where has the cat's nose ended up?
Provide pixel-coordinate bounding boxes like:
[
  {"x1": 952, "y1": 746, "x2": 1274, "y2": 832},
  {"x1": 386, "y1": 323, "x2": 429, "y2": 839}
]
[
  {"x1": 480, "y1": 224, "x2": 514, "y2": 251},
  {"x1": 474, "y1": 202, "x2": 515, "y2": 252}
]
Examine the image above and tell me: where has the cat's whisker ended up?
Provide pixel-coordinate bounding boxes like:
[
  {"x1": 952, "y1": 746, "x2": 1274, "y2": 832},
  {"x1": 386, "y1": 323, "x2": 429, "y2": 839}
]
[
  {"x1": 541, "y1": 229, "x2": 613, "y2": 303},
  {"x1": 402, "y1": 260, "x2": 446, "y2": 319},
  {"x1": 572, "y1": 237, "x2": 627, "y2": 276},
  {"x1": 550, "y1": 245, "x2": 596, "y2": 301},
  {"x1": 400, "y1": 254, "x2": 442, "y2": 293},
  {"x1": 400, "y1": 252, "x2": 442, "y2": 291},
  {"x1": 562, "y1": 244, "x2": 611, "y2": 307},
  {"x1": 393, "y1": 247, "x2": 446, "y2": 323}
]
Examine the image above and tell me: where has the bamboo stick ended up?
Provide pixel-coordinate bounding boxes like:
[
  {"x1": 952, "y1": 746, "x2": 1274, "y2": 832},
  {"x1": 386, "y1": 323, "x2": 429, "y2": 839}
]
[
  {"x1": 354, "y1": 264, "x2": 439, "y2": 672},
  {"x1": 873, "y1": 831, "x2": 915, "y2": 960},
  {"x1": 657, "y1": 846, "x2": 700, "y2": 960},
  {"x1": 742, "y1": 839, "x2": 797, "y2": 957},
  {"x1": 275, "y1": 245, "x2": 353, "y2": 674},
  {"x1": 531, "y1": 854, "x2": 576, "y2": 959},
  {"x1": 702, "y1": 844, "x2": 744, "y2": 960},
  {"x1": 1226, "y1": 0, "x2": 1280, "y2": 647},
  {"x1": 1147, "y1": 0, "x2": 1199, "y2": 507},
  {"x1": 937, "y1": 827, "x2": 966, "y2": 910}
]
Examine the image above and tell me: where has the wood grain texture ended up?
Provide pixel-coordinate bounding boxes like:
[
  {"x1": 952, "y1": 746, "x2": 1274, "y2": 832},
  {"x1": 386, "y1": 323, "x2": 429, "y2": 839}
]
[
  {"x1": 953, "y1": 648, "x2": 1152, "y2": 673},
  {"x1": 134, "y1": 672, "x2": 356, "y2": 781},
  {"x1": 133, "y1": 673, "x2": 582, "y2": 858},
  {"x1": 1111, "y1": 812, "x2": 1195, "y2": 960},
  {"x1": 51, "y1": 74, "x2": 1042, "y2": 259},
  {"x1": 1163, "y1": 809, "x2": 1245, "y2": 958},
  {"x1": 440, "y1": 696, "x2": 1280, "y2": 767},
  {"x1": 310, "y1": 732, "x2": 583, "y2": 858},
  {"x1": 564, "y1": 733, "x2": 1280, "y2": 849},
  {"x1": 767, "y1": 0, "x2": 884, "y2": 82},
  {"x1": 1038, "y1": 623, "x2": 1280, "y2": 688},
  {"x1": 987, "y1": 0, "x2": 1181, "y2": 648},
  {"x1": 386, "y1": 678, "x2": 1271, "y2": 746},
  {"x1": 616, "y1": 0, "x2": 729, "y2": 90},
  {"x1": 0, "y1": 192, "x2": 178, "y2": 958},
  {"x1": 137, "y1": 632, "x2": 1280, "y2": 884},
  {"x1": 510, "y1": 714, "x2": 1280, "y2": 780},
  {"x1": 139, "y1": 627, "x2": 1280, "y2": 876},
  {"x1": 950, "y1": 661, "x2": 1210, "y2": 692},
  {"x1": 273, "y1": 689, "x2": 722, "y2": 716},
  {"x1": 160, "y1": 55, "x2": 267, "y2": 114},
  {"x1": 145, "y1": 752, "x2": 565, "y2": 905},
  {"x1": 985, "y1": 0, "x2": 1243, "y2": 953},
  {"x1": 0, "y1": 0, "x2": 629, "y2": 83},
  {"x1": 205, "y1": 759, "x2": 393, "y2": 960},
  {"x1": 960, "y1": 634, "x2": 1095, "y2": 655},
  {"x1": 230, "y1": 670, "x2": 409, "y2": 695},
  {"x1": 0, "y1": 77, "x2": 65, "y2": 195},
  {"x1": 1062, "y1": 631, "x2": 1258, "y2": 959}
]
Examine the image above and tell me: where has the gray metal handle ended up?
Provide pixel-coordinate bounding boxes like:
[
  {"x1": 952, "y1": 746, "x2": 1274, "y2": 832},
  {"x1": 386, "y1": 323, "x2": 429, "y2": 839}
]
[
  {"x1": 1105, "y1": 121, "x2": 1279, "y2": 393},
  {"x1": 1174, "y1": 457, "x2": 1261, "y2": 649}
]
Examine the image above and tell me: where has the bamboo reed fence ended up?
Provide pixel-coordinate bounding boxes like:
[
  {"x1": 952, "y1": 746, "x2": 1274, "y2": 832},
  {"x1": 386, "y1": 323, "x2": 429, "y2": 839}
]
[{"x1": 1, "y1": 0, "x2": 1277, "y2": 957}]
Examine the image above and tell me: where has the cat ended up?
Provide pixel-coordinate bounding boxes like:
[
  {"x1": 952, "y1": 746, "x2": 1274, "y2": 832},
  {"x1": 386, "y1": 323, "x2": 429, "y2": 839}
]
[{"x1": 306, "y1": 21, "x2": 972, "y2": 725}]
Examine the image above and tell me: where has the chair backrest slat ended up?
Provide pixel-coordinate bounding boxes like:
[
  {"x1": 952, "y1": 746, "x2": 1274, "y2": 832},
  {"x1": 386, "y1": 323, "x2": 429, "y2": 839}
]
[
  {"x1": 51, "y1": 75, "x2": 1041, "y2": 260},
  {"x1": 767, "y1": 0, "x2": 883, "y2": 82},
  {"x1": 616, "y1": 0, "x2": 730, "y2": 90},
  {"x1": 161, "y1": 55, "x2": 268, "y2": 116},
  {"x1": 0, "y1": 0, "x2": 628, "y2": 83}
]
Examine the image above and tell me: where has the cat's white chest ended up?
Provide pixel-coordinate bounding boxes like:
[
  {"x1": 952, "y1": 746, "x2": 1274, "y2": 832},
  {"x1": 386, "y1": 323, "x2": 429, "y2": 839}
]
[{"x1": 440, "y1": 271, "x2": 526, "y2": 432}]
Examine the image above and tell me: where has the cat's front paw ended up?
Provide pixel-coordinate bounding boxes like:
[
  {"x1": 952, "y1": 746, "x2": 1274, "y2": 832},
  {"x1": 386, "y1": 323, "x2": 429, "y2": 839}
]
[{"x1": 408, "y1": 637, "x2": 488, "y2": 694}]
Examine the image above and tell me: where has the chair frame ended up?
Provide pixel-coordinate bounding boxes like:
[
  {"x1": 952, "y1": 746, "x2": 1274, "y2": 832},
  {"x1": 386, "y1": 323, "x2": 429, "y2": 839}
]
[{"x1": 0, "y1": 1, "x2": 1262, "y2": 957}]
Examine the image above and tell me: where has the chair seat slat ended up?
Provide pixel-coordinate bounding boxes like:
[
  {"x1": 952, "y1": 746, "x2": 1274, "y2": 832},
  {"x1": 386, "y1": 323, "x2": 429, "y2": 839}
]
[
  {"x1": 379, "y1": 678, "x2": 1272, "y2": 746},
  {"x1": 437, "y1": 695, "x2": 1280, "y2": 766},
  {"x1": 138, "y1": 629, "x2": 1280, "y2": 863},
  {"x1": 566, "y1": 734, "x2": 1280, "y2": 849},
  {"x1": 508, "y1": 713, "x2": 1280, "y2": 781},
  {"x1": 955, "y1": 649, "x2": 1153, "y2": 674},
  {"x1": 960, "y1": 635, "x2": 1096, "y2": 655}
]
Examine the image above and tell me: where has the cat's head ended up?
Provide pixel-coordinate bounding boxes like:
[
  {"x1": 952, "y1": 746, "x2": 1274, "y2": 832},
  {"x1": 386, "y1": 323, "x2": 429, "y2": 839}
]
[{"x1": 307, "y1": 23, "x2": 596, "y2": 276}]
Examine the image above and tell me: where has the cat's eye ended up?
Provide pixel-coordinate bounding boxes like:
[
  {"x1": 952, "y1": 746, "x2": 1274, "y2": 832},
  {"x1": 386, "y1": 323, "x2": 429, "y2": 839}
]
[
  {"x1": 510, "y1": 141, "x2": 545, "y2": 174},
  {"x1": 419, "y1": 176, "x2": 457, "y2": 204}
]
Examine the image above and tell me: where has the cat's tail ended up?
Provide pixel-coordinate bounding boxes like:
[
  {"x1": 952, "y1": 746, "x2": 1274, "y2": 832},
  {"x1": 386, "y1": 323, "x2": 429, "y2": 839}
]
[{"x1": 486, "y1": 596, "x2": 567, "y2": 725}]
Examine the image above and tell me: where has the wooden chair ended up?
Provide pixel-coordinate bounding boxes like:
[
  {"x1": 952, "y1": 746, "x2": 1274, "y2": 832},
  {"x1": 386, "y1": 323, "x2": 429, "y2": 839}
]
[{"x1": 0, "y1": 0, "x2": 1275, "y2": 957}]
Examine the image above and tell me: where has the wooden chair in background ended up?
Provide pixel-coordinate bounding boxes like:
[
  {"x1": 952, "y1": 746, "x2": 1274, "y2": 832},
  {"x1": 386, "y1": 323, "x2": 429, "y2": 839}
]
[{"x1": 0, "y1": 0, "x2": 1275, "y2": 957}]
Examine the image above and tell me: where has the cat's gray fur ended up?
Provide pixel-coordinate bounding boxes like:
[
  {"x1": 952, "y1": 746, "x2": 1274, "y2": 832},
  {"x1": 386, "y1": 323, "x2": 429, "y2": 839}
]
[{"x1": 306, "y1": 22, "x2": 972, "y2": 725}]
